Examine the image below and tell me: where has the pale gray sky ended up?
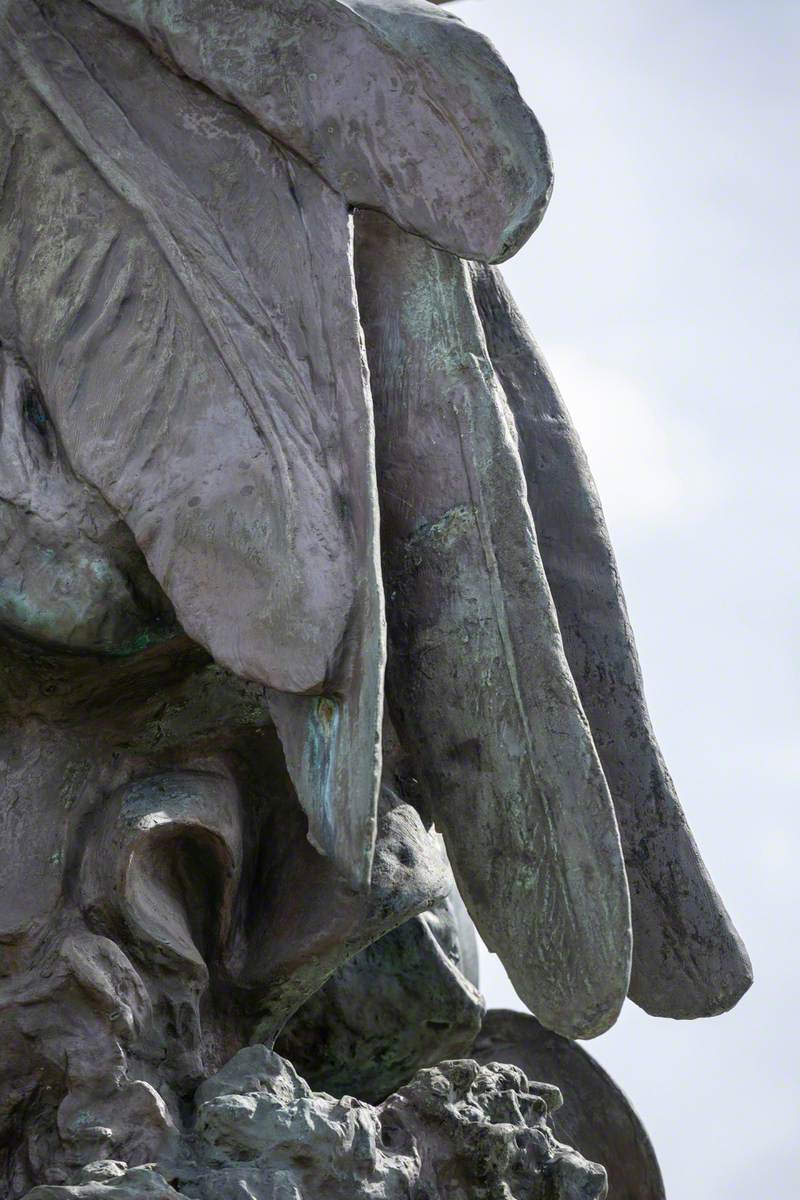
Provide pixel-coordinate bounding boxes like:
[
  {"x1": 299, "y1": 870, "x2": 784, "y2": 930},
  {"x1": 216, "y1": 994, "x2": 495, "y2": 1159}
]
[{"x1": 452, "y1": 1, "x2": 800, "y2": 1195}]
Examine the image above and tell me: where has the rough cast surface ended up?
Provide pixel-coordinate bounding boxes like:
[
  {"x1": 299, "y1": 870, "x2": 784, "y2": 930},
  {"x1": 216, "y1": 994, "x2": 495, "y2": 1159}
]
[
  {"x1": 25, "y1": 1050, "x2": 608, "y2": 1200},
  {"x1": 0, "y1": 0, "x2": 749, "y2": 1195},
  {"x1": 474, "y1": 1010, "x2": 665, "y2": 1200}
]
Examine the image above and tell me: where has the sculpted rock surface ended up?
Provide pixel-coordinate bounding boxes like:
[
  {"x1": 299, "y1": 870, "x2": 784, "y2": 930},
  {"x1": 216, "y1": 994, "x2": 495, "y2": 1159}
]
[
  {"x1": 0, "y1": 703, "x2": 449, "y2": 1193},
  {"x1": 24, "y1": 1051, "x2": 608, "y2": 1200},
  {"x1": 474, "y1": 1010, "x2": 665, "y2": 1200}
]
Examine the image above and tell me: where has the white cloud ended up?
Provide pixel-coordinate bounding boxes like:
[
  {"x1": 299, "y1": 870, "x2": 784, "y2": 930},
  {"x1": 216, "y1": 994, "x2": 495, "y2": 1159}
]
[{"x1": 543, "y1": 345, "x2": 725, "y2": 536}]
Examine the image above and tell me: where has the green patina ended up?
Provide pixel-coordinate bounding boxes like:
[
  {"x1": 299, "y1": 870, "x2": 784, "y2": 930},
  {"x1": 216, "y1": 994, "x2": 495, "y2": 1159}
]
[
  {"x1": 304, "y1": 695, "x2": 341, "y2": 843},
  {"x1": 407, "y1": 504, "x2": 474, "y2": 549},
  {"x1": 108, "y1": 628, "x2": 163, "y2": 657},
  {"x1": 0, "y1": 583, "x2": 170, "y2": 657}
]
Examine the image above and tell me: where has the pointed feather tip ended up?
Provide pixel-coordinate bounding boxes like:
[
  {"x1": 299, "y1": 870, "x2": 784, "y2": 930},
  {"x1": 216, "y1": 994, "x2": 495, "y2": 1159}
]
[
  {"x1": 630, "y1": 937, "x2": 754, "y2": 1020},
  {"x1": 302, "y1": 694, "x2": 378, "y2": 894},
  {"x1": 505, "y1": 940, "x2": 632, "y2": 1042},
  {"x1": 529, "y1": 990, "x2": 628, "y2": 1044}
]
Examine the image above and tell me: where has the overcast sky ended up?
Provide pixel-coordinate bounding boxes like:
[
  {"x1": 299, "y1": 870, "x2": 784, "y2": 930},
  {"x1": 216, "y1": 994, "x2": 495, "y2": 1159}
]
[{"x1": 451, "y1": 2, "x2": 800, "y2": 1195}]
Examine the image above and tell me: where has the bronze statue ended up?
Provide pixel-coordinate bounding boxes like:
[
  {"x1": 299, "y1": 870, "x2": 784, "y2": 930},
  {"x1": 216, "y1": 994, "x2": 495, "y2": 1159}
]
[{"x1": 0, "y1": 2, "x2": 750, "y2": 1196}]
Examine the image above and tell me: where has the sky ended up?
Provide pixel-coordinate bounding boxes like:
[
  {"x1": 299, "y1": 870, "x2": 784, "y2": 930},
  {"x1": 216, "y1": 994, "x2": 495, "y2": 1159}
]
[{"x1": 448, "y1": 2, "x2": 800, "y2": 1196}]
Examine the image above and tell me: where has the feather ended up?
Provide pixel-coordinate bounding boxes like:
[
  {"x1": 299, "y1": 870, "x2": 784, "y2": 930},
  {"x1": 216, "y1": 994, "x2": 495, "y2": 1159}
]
[
  {"x1": 0, "y1": 0, "x2": 385, "y2": 887},
  {"x1": 471, "y1": 262, "x2": 752, "y2": 1017},
  {"x1": 356, "y1": 211, "x2": 631, "y2": 1039},
  {"x1": 86, "y1": 0, "x2": 552, "y2": 263}
]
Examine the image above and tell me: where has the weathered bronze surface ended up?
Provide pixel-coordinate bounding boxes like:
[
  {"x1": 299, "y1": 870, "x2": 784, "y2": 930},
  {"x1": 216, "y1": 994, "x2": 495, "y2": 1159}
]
[{"x1": 0, "y1": 2, "x2": 750, "y2": 1196}]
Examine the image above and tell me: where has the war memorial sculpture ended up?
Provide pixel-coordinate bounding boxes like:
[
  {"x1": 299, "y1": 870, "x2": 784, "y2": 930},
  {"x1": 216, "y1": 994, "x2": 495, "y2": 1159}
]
[{"x1": 0, "y1": 1, "x2": 752, "y2": 1196}]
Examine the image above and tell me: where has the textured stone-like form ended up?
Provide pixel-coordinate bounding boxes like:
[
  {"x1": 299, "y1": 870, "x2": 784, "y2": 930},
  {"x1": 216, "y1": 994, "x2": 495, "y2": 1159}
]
[
  {"x1": 23, "y1": 1050, "x2": 608, "y2": 1199},
  {"x1": 474, "y1": 1010, "x2": 665, "y2": 1200},
  {"x1": 0, "y1": 677, "x2": 447, "y2": 1190},
  {"x1": 26, "y1": 1164, "x2": 186, "y2": 1199},
  {"x1": 471, "y1": 263, "x2": 753, "y2": 1019},
  {"x1": 355, "y1": 210, "x2": 631, "y2": 1040}
]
